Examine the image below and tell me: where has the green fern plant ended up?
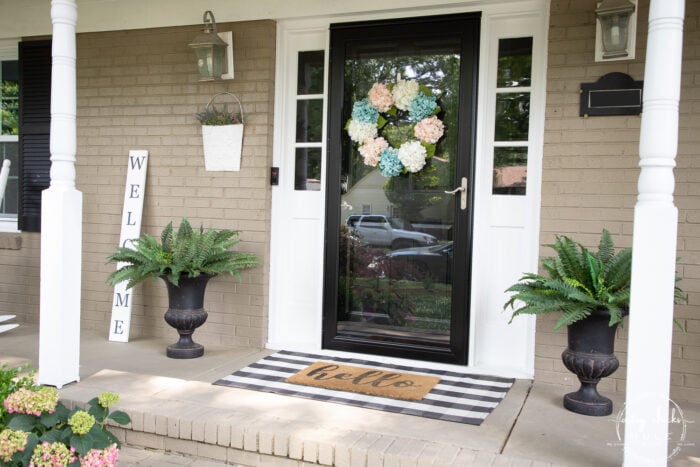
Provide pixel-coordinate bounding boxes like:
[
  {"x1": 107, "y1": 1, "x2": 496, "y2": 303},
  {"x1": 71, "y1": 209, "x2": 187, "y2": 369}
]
[
  {"x1": 504, "y1": 229, "x2": 685, "y2": 331},
  {"x1": 107, "y1": 218, "x2": 259, "y2": 288}
]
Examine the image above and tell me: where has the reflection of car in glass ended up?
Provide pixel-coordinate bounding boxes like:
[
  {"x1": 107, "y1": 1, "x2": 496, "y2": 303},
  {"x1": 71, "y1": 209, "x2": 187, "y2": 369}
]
[
  {"x1": 386, "y1": 242, "x2": 453, "y2": 283},
  {"x1": 346, "y1": 215, "x2": 437, "y2": 250}
]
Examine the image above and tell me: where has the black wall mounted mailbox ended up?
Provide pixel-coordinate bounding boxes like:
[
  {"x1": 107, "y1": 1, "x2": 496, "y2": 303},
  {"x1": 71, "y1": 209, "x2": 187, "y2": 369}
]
[{"x1": 580, "y1": 72, "x2": 643, "y2": 117}]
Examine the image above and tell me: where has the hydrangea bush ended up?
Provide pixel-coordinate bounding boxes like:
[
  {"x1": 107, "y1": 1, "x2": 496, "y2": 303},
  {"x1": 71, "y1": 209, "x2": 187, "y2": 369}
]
[
  {"x1": 345, "y1": 78, "x2": 446, "y2": 177},
  {"x1": 0, "y1": 364, "x2": 39, "y2": 427},
  {"x1": 0, "y1": 365, "x2": 129, "y2": 467}
]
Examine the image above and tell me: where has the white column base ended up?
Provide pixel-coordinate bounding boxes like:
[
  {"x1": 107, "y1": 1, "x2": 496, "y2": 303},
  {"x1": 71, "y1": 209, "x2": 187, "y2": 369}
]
[
  {"x1": 38, "y1": 186, "x2": 82, "y2": 388},
  {"x1": 624, "y1": 204, "x2": 678, "y2": 466}
]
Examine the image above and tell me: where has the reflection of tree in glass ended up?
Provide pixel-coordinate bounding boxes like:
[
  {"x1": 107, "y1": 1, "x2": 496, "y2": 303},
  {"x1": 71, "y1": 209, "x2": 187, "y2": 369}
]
[
  {"x1": 494, "y1": 147, "x2": 527, "y2": 168},
  {"x1": 384, "y1": 166, "x2": 445, "y2": 223},
  {"x1": 495, "y1": 93, "x2": 530, "y2": 141},
  {"x1": 1, "y1": 81, "x2": 19, "y2": 136},
  {"x1": 296, "y1": 100, "x2": 324, "y2": 142},
  {"x1": 337, "y1": 225, "x2": 388, "y2": 319},
  {"x1": 497, "y1": 54, "x2": 532, "y2": 88}
]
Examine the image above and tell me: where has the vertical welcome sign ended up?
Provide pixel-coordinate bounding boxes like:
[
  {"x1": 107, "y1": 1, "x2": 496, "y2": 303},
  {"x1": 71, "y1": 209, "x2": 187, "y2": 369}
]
[{"x1": 109, "y1": 150, "x2": 148, "y2": 342}]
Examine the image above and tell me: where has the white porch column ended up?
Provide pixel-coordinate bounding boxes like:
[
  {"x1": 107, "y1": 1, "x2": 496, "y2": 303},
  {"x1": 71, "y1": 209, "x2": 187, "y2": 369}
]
[
  {"x1": 38, "y1": 0, "x2": 82, "y2": 388},
  {"x1": 624, "y1": 1, "x2": 684, "y2": 465}
]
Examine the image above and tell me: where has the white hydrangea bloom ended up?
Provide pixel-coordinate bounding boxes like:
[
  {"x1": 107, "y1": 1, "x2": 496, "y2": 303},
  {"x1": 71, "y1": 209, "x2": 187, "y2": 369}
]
[
  {"x1": 392, "y1": 80, "x2": 419, "y2": 111},
  {"x1": 347, "y1": 119, "x2": 378, "y2": 143},
  {"x1": 397, "y1": 140, "x2": 427, "y2": 173}
]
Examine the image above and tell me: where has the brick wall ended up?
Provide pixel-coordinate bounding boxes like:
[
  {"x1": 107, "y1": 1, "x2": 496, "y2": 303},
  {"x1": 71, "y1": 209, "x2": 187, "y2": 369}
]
[
  {"x1": 77, "y1": 20, "x2": 275, "y2": 347},
  {"x1": 541, "y1": 0, "x2": 700, "y2": 402},
  {"x1": 0, "y1": 20, "x2": 275, "y2": 348},
  {"x1": 0, "y1": 233, "x2": 40, "y2": 323}
]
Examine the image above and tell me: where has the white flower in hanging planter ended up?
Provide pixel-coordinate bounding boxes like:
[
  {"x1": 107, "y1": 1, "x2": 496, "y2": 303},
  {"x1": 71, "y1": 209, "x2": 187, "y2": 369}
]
[{"x1": 196, "y1": 92, "x2": 244, "y2": 172}]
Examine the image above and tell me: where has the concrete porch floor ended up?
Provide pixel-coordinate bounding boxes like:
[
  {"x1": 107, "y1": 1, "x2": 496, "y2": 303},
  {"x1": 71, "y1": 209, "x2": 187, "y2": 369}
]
[{"x1": 0, "y1": 324, "x2": 698, "y2": 466}]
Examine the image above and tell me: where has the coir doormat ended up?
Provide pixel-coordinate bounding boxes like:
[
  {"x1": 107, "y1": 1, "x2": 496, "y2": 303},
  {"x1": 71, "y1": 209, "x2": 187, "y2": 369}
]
[
  {"x1": 285, "y1": 361, "x2": 440, "y2": 400},
  {"x1": 213, "y1": 350, "x2": 514, "y2": 425}
]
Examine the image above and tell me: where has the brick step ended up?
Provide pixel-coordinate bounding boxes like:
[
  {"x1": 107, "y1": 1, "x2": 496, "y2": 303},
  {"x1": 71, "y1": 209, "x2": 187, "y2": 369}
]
[{"x1": 58, "y1": 369, "x2": 562, "y2": 467}]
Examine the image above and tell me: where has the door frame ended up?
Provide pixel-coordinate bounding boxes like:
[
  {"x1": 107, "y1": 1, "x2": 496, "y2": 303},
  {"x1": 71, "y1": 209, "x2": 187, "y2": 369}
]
[
  {"x1": 268, "y1": 1, "x2": 548, "y2": 378},
  {"x1": 322, "y1": 13, "x2": 481, "y2": 364}
]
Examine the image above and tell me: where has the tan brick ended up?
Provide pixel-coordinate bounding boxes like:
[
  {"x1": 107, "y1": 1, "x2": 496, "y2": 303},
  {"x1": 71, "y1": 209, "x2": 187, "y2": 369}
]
[
  {"x1": 216, "y1": 423, "x2": 231, "y2": 447},
  {"x1": 155, "y1": 414, "x2": 168, "y2": 436},
  {"x1": 204, "y1": 422, "x2": 218, "y2": 444},
  {"x1": 197, "y1": 443, "x2": 228, "y2": 462},
  {"x1": 191, "y1": 419, "x2": 206, "y2": 442},
  {"x1": 163, "y1": 437, "x2": 198, "y2": 456},
  {"x1": 124, "y1": 431, "x2": 165, "y2": 450}
]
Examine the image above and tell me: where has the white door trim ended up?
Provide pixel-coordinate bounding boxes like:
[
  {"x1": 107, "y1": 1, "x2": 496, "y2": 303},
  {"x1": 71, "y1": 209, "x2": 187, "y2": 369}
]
[{"x1": 269, "y1": 1, "x2": 549, "y2": 378}]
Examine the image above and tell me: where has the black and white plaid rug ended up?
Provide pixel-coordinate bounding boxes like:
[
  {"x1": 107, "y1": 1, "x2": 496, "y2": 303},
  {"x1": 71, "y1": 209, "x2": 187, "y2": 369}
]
[{"x1": 213, "y1": 350, "x2": 514, "y2": 425}]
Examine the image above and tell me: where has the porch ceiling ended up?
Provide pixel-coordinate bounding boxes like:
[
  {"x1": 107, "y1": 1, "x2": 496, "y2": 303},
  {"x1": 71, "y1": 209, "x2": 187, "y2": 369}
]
[{"x1": 0, "y1": 0, "x2": 543, "y2": 37}]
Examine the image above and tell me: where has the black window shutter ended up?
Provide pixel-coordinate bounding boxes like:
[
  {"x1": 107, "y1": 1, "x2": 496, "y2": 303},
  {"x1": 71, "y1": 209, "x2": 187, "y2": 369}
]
[{"x1": 18, "y1": 40, "x2": 52, "y2": 232}]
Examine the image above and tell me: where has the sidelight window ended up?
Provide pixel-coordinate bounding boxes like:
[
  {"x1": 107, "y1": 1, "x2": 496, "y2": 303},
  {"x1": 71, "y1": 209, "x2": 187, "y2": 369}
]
[
  {"x1": 294, "y1": 50, "x2": 325, "y2": 191},
  {"x1": 492, "y1": 37, "x2": 533, "y2": 196}
]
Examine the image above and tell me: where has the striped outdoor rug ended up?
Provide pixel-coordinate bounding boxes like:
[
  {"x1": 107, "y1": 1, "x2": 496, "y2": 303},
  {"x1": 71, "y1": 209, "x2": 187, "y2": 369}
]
[{"x1": 213, "y1": 350, "x2": 514, "y2": 425}]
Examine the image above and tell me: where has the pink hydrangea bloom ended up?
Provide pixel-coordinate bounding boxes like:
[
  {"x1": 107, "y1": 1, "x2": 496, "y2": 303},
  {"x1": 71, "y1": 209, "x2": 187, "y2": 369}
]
[
  {"x1": 28, "y1": 441, "x2": 76, "y2": 467},
  {"x1": 359, "y1": 137, "x2": 389, "y2": 167},
  {"x1": 80, "y1": 444, "x2": 119, "y2": 467},
  {"x1": 4, "y1": 387, "x2": 59, "y2": 417},
  {"x1": 368, "y1": 83, "x2": 394, "y2": 112},
  {"x1": 414, "y1": 116, "x2": 445, "y2": 144},
  {"x1": 0, "y1": 429, "x2": 29, "y2": 462}
]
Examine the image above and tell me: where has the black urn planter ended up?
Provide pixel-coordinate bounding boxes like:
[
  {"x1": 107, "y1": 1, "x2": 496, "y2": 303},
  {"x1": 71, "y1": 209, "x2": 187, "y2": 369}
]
[
  {"x1": 161, "y1": 273, "x2": 213, "y2": 359},
  {"x1": 561, "y1": 310, "x2": 620, "y2": 416}
]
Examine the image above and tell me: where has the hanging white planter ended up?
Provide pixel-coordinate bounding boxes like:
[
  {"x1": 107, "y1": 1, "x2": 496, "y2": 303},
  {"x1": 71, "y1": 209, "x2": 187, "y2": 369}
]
[{"x1": 199, "y1": 92, "x2": 244, "y2": 172}]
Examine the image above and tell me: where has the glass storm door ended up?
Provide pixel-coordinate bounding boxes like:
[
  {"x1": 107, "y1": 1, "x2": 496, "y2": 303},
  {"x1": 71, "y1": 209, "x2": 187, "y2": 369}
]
[{"x1": 323, "y1": 14, "x2": 480, "y2": 364}]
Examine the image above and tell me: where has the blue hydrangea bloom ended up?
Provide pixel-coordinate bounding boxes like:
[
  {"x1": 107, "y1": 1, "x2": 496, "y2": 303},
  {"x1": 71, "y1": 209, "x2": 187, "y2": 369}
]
[
  {"x1": 351, "y1": 98, "x2": 379, "y2": 124},
  {"x1": 408, "y1": 92, "x2": 437, "y2": 120},
  {"x1": 379, "y1": 148, "x2": 403, "y2": 177}
]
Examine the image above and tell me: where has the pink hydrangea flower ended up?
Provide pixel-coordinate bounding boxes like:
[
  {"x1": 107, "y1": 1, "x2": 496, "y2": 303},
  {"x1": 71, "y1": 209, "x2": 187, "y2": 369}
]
[
  {"x1": 414, "y1": 116, "x2": 445, "y2": 144},
  {"x1": 79, "y1": 444, "x2": 119, "y2": 467},
  {"x1": 359, "y1": 137, "x2": 389, "y2": 167},
  {"x1": 0, "y1": 429, "x2": 29, "y2": 462},
  {"x1": 368, "y1": 83, "x2": 394, "y2": 112},
  {"x1": 28, "y1": 441, "x2": 76, "y2": 467},
  {"x1": 4, "y1": 387, "x2": 59, "y2": 417}
]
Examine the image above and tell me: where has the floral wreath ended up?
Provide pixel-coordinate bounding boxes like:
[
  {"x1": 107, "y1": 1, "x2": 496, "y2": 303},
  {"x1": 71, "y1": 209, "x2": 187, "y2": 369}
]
[{"x1": 346, "y1": 79, "x2": 445, "y2": 178}]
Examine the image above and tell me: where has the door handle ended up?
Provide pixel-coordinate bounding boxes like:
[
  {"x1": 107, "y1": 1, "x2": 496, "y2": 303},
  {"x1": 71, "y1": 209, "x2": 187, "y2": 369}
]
[{"x1": 444, "y1": 177, "x2": 468, "y2": 210}]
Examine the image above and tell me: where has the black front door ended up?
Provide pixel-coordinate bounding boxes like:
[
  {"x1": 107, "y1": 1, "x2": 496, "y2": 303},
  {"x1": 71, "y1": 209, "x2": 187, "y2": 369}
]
[{"x1": 323, "y1": 13, "x2": 480, "y2": 364}]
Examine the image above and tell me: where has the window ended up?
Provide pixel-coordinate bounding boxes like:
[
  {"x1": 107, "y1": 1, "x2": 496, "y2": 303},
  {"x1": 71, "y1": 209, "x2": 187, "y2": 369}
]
[
  {"x1": 492, "y1": 37, "x2": 532, "y2": 196},
  {"x1": 0, "y1": 40, "x2": 51, "y2": 232},
  {"x1": 294, "y1": 50, "x2": 325, "y2": 191},
  {"x1": 0, "y1": 58, "x2": 18, "y2": 228}
]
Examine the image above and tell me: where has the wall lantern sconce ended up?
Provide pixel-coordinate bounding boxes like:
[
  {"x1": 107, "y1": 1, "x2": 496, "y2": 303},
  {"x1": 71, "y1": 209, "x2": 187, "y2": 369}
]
[
  {"x1": 595, "y1": 0, "x2": 637, "y2": 62},
  {"x1": 189, "y1": 10, "x2": 234, "y2": 81}
]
